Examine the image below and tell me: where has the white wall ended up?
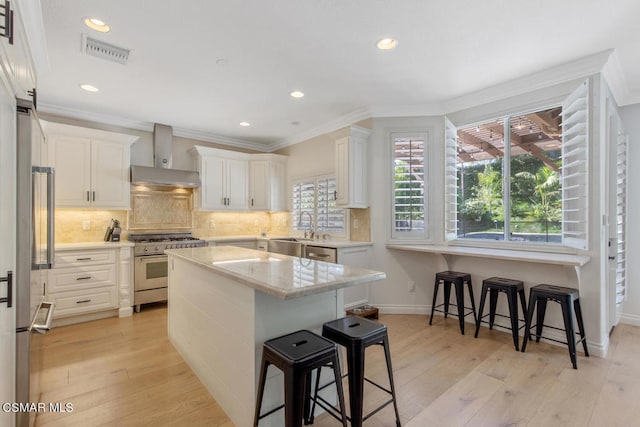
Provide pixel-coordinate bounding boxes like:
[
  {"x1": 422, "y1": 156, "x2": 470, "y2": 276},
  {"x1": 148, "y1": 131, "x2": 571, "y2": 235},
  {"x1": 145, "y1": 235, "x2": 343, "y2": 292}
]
[{"x1": 619, "y1": 103, "x2": 640, "y2": 324}]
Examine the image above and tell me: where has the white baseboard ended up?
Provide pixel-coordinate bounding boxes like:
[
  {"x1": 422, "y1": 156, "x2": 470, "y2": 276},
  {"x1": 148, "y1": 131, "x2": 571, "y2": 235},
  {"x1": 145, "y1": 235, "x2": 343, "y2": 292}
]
[
  {"x1": 343, "y1": 299, "x2": 369, "y2": 310},
  {"x1": 51, "y1": 309, "x2": 118, "y2": 327},
  {"x1": 376, "y1": 304, "x2": 429, "y2": 315},
  {"x1": 619, "y1": 313, "x2": 640, "y2": 327},
  {"x1": 119, "y1": 306, "x2": 134, "y2": 317}
]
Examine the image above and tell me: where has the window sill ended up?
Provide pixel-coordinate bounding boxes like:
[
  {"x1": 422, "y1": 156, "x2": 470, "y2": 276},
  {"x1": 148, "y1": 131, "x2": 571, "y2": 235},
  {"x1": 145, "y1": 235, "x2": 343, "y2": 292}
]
[{"x1": 385, "y1": 243, "x2": 590, "y2": 267}]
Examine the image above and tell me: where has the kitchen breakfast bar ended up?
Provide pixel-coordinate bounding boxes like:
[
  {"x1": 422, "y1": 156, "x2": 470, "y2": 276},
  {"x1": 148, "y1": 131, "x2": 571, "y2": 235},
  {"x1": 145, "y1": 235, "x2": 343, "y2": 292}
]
[{"x1": 165, "y1": 246, "x2": 386, "y2": 427}]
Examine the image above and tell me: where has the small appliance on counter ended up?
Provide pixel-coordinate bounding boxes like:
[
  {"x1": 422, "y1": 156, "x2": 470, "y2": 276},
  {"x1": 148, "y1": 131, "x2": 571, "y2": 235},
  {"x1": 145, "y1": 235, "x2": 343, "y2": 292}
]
[{"x1": 103, "y1": 219, "x2": 121, "y2": 242}]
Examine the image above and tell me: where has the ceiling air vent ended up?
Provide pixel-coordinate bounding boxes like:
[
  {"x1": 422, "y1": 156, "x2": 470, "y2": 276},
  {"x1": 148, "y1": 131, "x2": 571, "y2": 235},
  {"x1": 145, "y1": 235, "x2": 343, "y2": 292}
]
[{"x1": 82, "y1": 34, "x2": 130, "y2": 64}]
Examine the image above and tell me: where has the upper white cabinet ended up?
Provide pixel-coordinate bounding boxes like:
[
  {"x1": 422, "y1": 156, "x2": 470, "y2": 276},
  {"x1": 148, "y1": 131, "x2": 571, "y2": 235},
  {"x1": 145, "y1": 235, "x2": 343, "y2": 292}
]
[
  {"x1": 0, "y1": 0, "x2": 36, "y2": 99},
  {"x1": 249, "y1": 154, "x2": 287, "y2": 211},
  {"x1": 44, "y1": 122, "x2": 138, "y2": 209},
  {"x1": 335, "y1": 126, "x2": 371, "y2": 208},
  {"x1": 192, "y1": 146, "x2": 249, "y2": 211}
]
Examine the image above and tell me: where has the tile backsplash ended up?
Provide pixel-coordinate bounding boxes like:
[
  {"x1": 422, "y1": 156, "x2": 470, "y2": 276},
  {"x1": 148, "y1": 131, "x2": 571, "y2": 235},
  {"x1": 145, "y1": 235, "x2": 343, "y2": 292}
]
[{"x1": 55, "y1": 209, "x2": 130, "y2": 243}]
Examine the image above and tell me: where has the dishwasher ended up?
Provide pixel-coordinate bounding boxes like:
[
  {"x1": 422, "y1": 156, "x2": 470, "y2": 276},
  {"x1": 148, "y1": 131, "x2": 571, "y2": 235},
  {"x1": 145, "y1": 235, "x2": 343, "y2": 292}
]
[{"x1": 304, "y1": 245, "x2": 337, "y2": 263}]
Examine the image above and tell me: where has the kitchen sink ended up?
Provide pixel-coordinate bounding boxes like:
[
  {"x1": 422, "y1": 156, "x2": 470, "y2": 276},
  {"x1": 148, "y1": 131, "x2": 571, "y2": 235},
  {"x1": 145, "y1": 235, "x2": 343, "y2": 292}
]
[
  {"x1": 268, "y1": 238, "x2": 337, "y2": 263},
  {"x1": 268, "y1": 239, "x2": 303, "y2": 257}
]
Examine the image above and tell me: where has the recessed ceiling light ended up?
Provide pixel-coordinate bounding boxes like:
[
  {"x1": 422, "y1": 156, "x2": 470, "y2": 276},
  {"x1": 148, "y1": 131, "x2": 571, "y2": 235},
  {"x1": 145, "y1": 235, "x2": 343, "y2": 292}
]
[
  {"x1": 80, "y1": 84, "x2": 99, "y2": 92},
  {"x1": 239, "y1": 121, "x2": 251, "y2": 127},
  {"x1": 290, "y1": 91, "x2": 305, "y2": 98},
  {"x1": 376, "y1": 38, "x2": 397, "y2": 50},
  {"x1": 84, "y1": 17, "x2": 110, "y2": 33}
]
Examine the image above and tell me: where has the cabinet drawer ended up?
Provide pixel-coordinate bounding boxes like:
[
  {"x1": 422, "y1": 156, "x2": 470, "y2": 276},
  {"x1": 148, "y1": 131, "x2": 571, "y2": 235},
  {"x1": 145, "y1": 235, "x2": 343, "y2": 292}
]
[
  {"x1": 49, "y1": 287, "x2": 118, "y2": 318},
  {"x1": 48, "y1": 264, "x2": 116, "y2": 292},
  {"x1": 55, "y1": 249, "x2": 116, "y2": 267}
]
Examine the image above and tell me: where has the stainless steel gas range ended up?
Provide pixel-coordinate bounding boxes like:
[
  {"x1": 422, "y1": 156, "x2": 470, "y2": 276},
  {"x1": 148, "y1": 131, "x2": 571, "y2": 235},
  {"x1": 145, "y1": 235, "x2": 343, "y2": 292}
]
[{"x1": 129, "y1": 232, "x2": 205, "y2": 312}]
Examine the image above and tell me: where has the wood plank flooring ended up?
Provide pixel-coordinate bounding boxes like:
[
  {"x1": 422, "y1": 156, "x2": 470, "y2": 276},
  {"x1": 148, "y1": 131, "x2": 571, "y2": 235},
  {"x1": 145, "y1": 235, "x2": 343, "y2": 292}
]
[{"x1": 35, "y1": 305, "x2": 640, "y2": 426}]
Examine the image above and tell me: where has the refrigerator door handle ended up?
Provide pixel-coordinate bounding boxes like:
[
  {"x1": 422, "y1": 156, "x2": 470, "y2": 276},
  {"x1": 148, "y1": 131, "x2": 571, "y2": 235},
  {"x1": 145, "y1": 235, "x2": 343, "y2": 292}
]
[
  {"x1": 30, "y1": 301, "x2": 54, "y2": 334},
  {"x1": 31, "y1": 166, "x2": 55, "y2": 270},
  {"x1": 0, "y1": 271, "x2": 12, "y2": 308}
]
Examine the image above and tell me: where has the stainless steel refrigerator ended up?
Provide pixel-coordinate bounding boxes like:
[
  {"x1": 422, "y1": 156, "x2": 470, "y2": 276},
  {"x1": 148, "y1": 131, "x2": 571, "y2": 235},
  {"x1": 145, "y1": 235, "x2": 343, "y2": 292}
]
[{"x1": 15, "y1": 98, "x2": 55, "y2": 427}]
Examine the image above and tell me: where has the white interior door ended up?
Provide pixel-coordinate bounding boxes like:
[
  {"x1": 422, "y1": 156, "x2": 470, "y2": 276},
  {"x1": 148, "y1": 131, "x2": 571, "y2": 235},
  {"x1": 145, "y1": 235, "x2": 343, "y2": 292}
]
[{"x1": 0, "y1": 75, "x2": 17, "y2": 426}]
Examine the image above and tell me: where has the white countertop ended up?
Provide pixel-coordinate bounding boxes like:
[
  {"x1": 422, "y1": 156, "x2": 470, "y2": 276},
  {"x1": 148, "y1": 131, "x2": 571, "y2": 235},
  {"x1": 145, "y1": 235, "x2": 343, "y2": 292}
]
[
  {"x1": 55, "y1": 241, "x2": 134, "y2": 250},
  {"x1": 201, "y1": 235, "x2": 373, "y2": 249},
  {"x1": 386, "y1": 243, "x2": 590, "y2": 267},
  {"x1": 166, "y1": 246, "x2": 386, "y2": 299}
]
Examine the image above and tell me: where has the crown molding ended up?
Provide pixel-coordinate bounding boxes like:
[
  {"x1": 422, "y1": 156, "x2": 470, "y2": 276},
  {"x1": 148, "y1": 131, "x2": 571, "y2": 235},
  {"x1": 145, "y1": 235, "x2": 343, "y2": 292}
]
[
  {"x1": 443, "y1": 49, "x2": 615, "y2": 114},
  {"x1": 602, "y1": 50, "x2": 639, "y2": 106},
  {"x1": 369, "y1": 103, "x2": 443, "y2": 117},
  {"x1": 268, "y1": 107, "x2": 372, "y2": 152},
  {"x1": 37, "y1": 102, "x2": 267, "y2": 151}
]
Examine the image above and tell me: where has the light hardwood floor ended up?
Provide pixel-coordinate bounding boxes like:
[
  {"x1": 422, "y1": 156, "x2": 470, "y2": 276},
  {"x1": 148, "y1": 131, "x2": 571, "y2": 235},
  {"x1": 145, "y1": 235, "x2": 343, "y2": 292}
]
[{"x1": 35, "y1": 305, "x2": 640, "y2": 426}]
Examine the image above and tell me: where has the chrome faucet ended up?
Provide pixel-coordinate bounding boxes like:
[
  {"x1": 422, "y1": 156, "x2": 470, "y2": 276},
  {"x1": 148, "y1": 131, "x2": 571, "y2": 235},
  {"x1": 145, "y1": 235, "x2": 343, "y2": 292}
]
[{"x1": 299, "y1": 211, "x2": 314, "y2": 239}]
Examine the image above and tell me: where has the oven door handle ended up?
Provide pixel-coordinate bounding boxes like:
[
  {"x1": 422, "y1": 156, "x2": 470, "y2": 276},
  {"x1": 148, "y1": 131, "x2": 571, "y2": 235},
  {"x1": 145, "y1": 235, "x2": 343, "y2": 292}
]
[{"x1": 137, "y1": 255, "x2": 168, "y2": 262}]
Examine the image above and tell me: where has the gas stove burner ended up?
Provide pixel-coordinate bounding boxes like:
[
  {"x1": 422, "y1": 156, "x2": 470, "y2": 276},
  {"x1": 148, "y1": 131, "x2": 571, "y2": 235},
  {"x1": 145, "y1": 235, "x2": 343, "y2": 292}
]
[{"x1": 129, "y1": 232, "x2": 206, "y2": 256}]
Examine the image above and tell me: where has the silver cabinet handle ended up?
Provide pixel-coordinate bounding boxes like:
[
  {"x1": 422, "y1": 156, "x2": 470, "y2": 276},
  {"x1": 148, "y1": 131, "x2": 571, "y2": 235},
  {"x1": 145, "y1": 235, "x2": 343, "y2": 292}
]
[
  {"x1": 92, "y1": 191, "x2": 96, "y2": 201},
  {"x1": 30, "y1": 301, "x2": 54, "y2": 334},
  {"x1": 31, "y1": 166, "x2": 55, "y2": 270},
  {"x1": 76, "y1": 299, "x2": 91, "y2": 304},
  {"x1": 308, "y1": 253, "x2": 331, "y2": 258},
  {"x1": 76, "y1": 257, "x2": 92, "y2": 261},
  {"x1": 76, "y1": 276, "x2": 91, "y2": 280},
  {"x1": 87, "y1": 190, "x2": 90, "y2": 201}
]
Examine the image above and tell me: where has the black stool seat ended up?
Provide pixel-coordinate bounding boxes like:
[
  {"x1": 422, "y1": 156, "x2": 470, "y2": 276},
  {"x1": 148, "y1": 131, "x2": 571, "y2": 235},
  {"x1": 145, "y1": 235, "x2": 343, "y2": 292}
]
[
  {"x1": 254, "y1": 329, "x2": 347, "y2": 427},
  {"x1": 430, "y1": 270, "x2": 477, "y2": 334},
  {"x1": 321, "y1": 316, "x2": 401, "y2": 427},
  {"x1": 474, "y1": 277, "x2": 527, "y2": 350},
  {"x1": 521, "y1": 284, "x2": 589, "y2": 369}
]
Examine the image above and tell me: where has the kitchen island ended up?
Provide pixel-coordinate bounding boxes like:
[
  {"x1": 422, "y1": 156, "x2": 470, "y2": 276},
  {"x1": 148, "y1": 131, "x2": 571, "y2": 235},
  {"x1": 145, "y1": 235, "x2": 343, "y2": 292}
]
[{"x1": 165, "y1": 246, "x2": 386, "y2": 427}]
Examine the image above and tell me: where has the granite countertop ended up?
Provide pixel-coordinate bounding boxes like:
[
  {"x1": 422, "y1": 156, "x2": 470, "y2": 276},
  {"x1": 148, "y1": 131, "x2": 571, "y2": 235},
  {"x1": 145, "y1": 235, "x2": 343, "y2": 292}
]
[
  {"x1": 166, "y1": 246, "x2": 386, "y2": 299},
  {"x1": 201, "y1": 235, "x2": 373, "y2": 249},
  {"x1": 55, "y1": 241, "x2": 134, "y2": 250}
]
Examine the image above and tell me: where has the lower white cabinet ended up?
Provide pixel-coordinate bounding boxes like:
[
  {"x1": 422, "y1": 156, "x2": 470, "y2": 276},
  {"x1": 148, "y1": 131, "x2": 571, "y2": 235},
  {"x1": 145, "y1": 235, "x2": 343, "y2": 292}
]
[
  {"x1": 337, "y1": 246, "x2": 371, "y2": 309},
  {"x1": 47, "y1": 246, "x2": 132, "y2": 322},
  {"x1": 207, "y1": 239, "x2": 257, "y2": 249}
]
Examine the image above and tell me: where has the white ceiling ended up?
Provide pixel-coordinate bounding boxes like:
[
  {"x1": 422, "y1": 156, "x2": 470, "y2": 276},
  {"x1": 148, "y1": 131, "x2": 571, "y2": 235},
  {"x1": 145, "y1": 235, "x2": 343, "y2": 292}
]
[{"x1": 34, "y1": 0, "x2": 640, "y2": 150}]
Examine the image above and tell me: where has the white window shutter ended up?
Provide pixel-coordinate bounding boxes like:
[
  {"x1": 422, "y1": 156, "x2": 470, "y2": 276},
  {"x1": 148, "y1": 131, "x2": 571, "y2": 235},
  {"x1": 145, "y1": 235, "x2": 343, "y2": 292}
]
[
  {"x1": 616, "y1": 134, "x2": 628, "y2": 306},
  {"x1": 561, "y1": 80, "x2": 589, "y2": 250},
  {"x1": 444, "y1": 117, "x2": 458, "y2": 240}
]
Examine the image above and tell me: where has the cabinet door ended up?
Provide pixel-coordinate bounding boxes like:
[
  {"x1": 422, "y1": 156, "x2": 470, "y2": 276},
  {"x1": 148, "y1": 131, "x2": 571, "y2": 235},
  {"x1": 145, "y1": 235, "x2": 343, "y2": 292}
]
[
  {"x1": 91, "y1": 140, "x2": 131, "y2": 209},
  {"x1": 226, "y1": 158, "x2": 248, "y2": 210},
  {"x1": 0, "y1": 1, "x2": 36, "y2": 98},
  {"x1": 200, "y1": 155, "x2": 226, "y2": 210},
  {"x1": 249, "y1": 160, "x2": 270, "y2": 210},
  {"x1": 50, "y1": 135, "x2": 92, "y2": 207}
]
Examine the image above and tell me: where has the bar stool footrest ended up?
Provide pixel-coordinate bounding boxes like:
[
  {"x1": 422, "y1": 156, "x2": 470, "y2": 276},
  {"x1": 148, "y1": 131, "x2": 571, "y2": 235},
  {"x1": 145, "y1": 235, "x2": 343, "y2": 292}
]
[
  {"x1": 478, "y1": 312, "x2": 526, "y2": 330},
  {"x1": 432, "y1": 303, "x2": 476, "y2": 319}
]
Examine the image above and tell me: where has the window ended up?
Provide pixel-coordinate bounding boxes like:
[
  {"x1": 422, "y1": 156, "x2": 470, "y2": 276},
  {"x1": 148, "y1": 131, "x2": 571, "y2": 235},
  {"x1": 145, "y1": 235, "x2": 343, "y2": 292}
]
[
  {"x1": 446, "y1": 81, "x2": 589, "y2": 249},
  {"x1": 292, "y1": 175, "x2": 346, "y2": 237},
  {"x1": 391, "y1": 133, "x2": 426, "y2": 239}
]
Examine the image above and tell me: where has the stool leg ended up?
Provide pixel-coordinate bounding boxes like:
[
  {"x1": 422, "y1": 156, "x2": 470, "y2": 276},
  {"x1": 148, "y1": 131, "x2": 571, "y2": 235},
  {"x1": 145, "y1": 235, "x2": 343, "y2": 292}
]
[
  {"x1": 474, "y1": 284, "x2": 489, "y2": 338},
  {"x1": 346, "y1": 345, "x2": 366, "y2": 427},
  {"x1": 574, "y1": 298, "x2": 589, "y2": 357},
  {"x1": 454, "y1": 280, "x2": 465, "y2": 334},
  {"x1": 429, "y1": 278, "x2": 440, "y2": 325},
  {"x1": 331, "y1": 358, "x2": 349, "y2": 427},
  {"x1": 518, "y1": 289, "x2": 527, "y2": 324},
  {"x1": 560, "y1": 298, "x2": 578, "y2": 369},
  {"x1": 382, "y1": 338, "x2": 402, "y2": 427},
  {"x1": 443, "y1": 281, "x2": 452, "y2": 319},
  {"x1": 507, "y1": 289, "x2": 520, "y2": 351},
  {"x1": 522, "y1": 290, "x2": 536, "y2": 353},
  {"x1": 489, "y1": 289, "x2": 498, "y2": 329},
  {"x1": 467, "y1": 279, "x2": 478, "y2": 324},
  {"x1": 254, "y1": 360, "x2": 270, "y2": 426},
  {"x1": 303, "y1": 371, "x2": 312, "y2": 423},
  {"x1": 284, "y1": 367, "x2": 306, "y2": 427},
  {"x1": 307, "y1": 367, "x2": 322, "y2": 424},
  {"x1": 535, "y1": 298, "x2": 548, "y2": 343}
]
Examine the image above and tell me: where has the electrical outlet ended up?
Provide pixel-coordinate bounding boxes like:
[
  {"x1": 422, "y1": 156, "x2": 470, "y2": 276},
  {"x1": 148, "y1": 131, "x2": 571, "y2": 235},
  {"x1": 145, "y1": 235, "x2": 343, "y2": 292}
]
[
  {"x1": 82, "y1": 220, "x2": 91, "y2": 230},
  {"x1": 209, "y1": 220, "x2": 216, "y2": 229},
  {"x1": 408, "y1": 280, "x2": 416, "y2": 292}
]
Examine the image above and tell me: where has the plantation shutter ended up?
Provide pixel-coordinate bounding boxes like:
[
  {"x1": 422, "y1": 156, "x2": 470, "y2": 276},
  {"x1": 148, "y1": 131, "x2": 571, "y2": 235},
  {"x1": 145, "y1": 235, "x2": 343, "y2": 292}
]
[
  {"x1": 444, "y1": 117, "x2": 458, "y2": 240},
  {"x1": 316, "y1": 177, "x2": 343, "y2": 233},
  {"x1": 392, "y1": 134, "x2": 426, "y2": 239},
  {"x1": 616, "y1": 134, "x2": 628, "y2": 306},
  {"x1": 292, "y1": 179, "x2": 315, "y2": 232},
  {"x1": 561, "y1": 80, "x2": 589, "y2": 250}
]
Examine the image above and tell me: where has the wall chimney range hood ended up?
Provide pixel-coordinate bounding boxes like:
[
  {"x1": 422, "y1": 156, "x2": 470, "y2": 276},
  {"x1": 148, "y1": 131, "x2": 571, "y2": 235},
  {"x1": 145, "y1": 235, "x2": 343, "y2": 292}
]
[{"x1": 130, "y1": 123, "x2": 201, "y2": 188}]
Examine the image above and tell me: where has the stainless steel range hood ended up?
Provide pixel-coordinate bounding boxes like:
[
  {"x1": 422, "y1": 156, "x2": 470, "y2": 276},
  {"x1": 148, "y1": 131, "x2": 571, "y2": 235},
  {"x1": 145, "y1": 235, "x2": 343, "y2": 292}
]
[{"x1": 130, "y1": 124, "x2": 200, "y2": 188}]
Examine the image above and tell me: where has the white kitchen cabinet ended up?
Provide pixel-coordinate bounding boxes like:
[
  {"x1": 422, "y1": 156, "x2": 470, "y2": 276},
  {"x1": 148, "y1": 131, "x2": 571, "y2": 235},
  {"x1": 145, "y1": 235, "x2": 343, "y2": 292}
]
[
  {"x1": 335, "y1": 126, "x2": 371, "y2": 208},
  {"x1": 207, "y1": 239, "x2": 257, "y2": 249},
  {"x1": 337, "y1": 246, "x2": 371, "y2": 308},
  {"x1": 0, "y1": 0, "x2": 36, "y2": 99},
  {"x1": 249, "y1": 154, "x2": 287, "y2": 211},
  {"x1": 192, "y1": 146, "x2": 249, "y2": 211},
  {"x1": 47, "y1": 248, "x2": 119, "y2": 319},
  {"x1": 45, "y1": 123, "x2": 138, "y2": 209}
]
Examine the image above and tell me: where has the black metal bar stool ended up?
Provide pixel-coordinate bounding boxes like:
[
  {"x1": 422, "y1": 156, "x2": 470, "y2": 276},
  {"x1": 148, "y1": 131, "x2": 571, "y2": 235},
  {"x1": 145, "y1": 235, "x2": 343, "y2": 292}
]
[
  {"x1": 429, "y1": 270, "x2": 477, "y2": 334},
  {"x1": 474, "y1": 277, "x2": 527, "y2": 350},
  {"x1": 320, "y1": 316, "x2": 401, "y2": 427},
  {"x1": 254, "y1": 329, "x2": 347, "y2": 427},
  {"x1": 521, "y1": 284, "x2": 589, "y2": 369}
]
